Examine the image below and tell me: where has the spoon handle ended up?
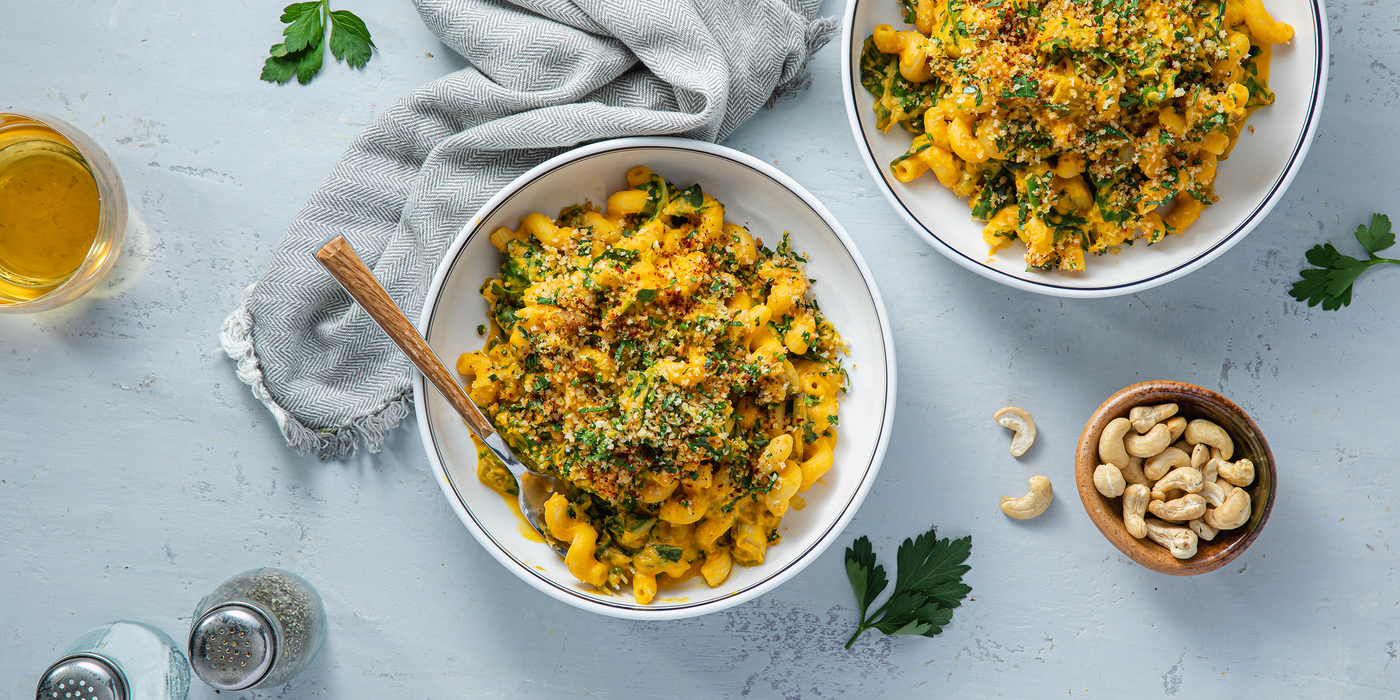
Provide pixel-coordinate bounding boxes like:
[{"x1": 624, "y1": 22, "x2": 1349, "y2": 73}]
[{"x1": 314, "y1": 235, "x2": 495, "y2": 439}]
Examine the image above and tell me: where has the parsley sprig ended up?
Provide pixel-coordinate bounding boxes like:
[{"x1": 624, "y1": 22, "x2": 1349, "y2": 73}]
[
  {"x1": 1289, "y1": 213, "x2": 1398, "y2": 310},
  {"x1": 844, "y1": 529, "x2": 972, "y2": 649},
  {"x1": 261, "y1": 1, "x2": 376, "y2": 85}
]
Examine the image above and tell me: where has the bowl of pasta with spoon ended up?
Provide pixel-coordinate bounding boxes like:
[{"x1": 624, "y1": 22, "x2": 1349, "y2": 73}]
[
  {"x1": 414, "y1": 137, "x2": 897, "y2": 619},
  {"x1": 841, "y1": 0, "x2": 1328, "y2": 297}
]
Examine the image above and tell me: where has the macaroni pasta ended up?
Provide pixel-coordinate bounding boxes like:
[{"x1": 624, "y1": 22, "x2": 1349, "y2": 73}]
[
  {"x1": 461, "y1": 168, "x2": 846, "y2": 603},
  {"x1": 861, "y1": 0, "x2": 1292, "y2": 270}
]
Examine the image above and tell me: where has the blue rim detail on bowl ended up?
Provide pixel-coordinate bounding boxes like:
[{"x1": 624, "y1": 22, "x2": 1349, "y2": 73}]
[
  {"x1": 840, "y1": 0, "x2": 1329, "y2": 296},
  {"x1": 415, "y1": 138, "x2": 896, "y2": 618}
]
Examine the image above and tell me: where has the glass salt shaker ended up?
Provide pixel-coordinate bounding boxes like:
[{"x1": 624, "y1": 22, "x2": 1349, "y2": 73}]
[
  {"x1": 187, "y1": 568, "x2": 326, "y2": 692},
  {"x1": 36, "y1": 620, "x2": 190, "y2": 700}
]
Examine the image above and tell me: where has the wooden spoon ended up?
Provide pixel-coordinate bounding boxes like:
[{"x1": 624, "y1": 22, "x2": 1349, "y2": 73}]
[{"x1": 314, "y1": 235, "x2": 568, "y2": 557}]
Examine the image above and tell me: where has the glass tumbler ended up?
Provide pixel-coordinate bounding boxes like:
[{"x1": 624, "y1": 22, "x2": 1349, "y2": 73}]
[{"x1": 0, "y1": 111, "x2": 126, "y2": 313}]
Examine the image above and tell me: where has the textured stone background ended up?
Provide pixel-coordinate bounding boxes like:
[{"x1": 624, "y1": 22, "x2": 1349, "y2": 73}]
[{"x1": 3, "y1": 1, "x2": 1398, "y2": 698}]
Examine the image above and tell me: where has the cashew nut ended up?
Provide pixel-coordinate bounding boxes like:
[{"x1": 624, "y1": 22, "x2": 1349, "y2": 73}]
[
  {"x1": 1201, "y1": 455, "x2": 1219, "y2": 483},
  {"x1": 1001, "y1": 476, "x2": 1053, "y2": 519},
  {"x1": 995, "y1": 406, "x2": 1036, "y2": 457},
  {"x1": 1145, "y1": 518, "x2": 1199, "y2": 559},
  {"x1": 1151, "y1": 467, "x2": 1203, "y2": 500},
  {"x1": 1165, "y1": 416, "x2": 1188, "y2": 443},
  {"x1": 1123, "y1": 484, "x2": 1150, "y2": 539},
  {"x1": 1185, "y1": 419, "x2": 1234, "y2": 460},
  {"x1": 1098, "y1": 417, "x2": 1132, "y2": 469},
  {"x1": 1147, "y1": 494, "x2": 1207, "y2": 522},
  {"x1": 1171, "y1": 438, "x2": 1191, "y2": 454},
  {"x1": 1130, "y1": 403, "x2": 1178, "y2": 434},
  {"x1": 1217, "y1": 457, "x2": 1255, "y2": 487},
  {"x1": 1125, "y1": 423, "x2": 1172, "y2": 458},
  {"x1": 1220, "y1": 482, "x2": 1243, "y2": 502},
  {"x1": 1190, "y1": 443, "x2": 1211, "y2": 470},
  {"x1": 1094, "y1": 463, "x2": 1126, "y2": 498},
  {"x1": 1121, "y1": 455, "x2": 1149, "y2": 486},
  {"x1": 1197, "y1": 479, "x2": 1228, "y2": 507},
  {"x1": 1143, "y1": 446, "x2": 1190, "y2": 481},
  {"x1": 1189, "y1": 518, "x2": 1218, "y2": 542},
  {"x1": 1203, "y1": 487, "x2": 1250, "y2": 530}
]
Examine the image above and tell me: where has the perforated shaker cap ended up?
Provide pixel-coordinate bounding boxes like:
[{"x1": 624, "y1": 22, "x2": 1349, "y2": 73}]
[
  {"x1": 36, "y1": 654, "x2": 127, "y2": 700},
  {"x1": 188, "y1": 603, "x2": 277, "y2": 691}
]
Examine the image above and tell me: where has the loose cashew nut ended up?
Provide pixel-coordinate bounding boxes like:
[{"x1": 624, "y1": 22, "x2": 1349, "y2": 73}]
[
  {"x1": 1123, "y1": 484, "x2": 1150, "y2": 539},
  {"x1": 1189, "y1": 518, "x2": 1218, "y2": 541},
  {"x1": 1125, "y1": 423, "x2": 1172, "y2": 458},
  {"x1": 1098, "y1": 417, "x2": 1132, "y2": 469},
  {"x1": 1217, "y1": 457, "x2": 1255, "y2": 487},
  {"x1": 1171, "y1": 438, "x2": 1191, "y2": 454},
  {"x1": 995, "y1": 406, "x2": 1036, "y2": 457},
  {"x1": 1143, "y1": 446, "x2": 1190, "y2": 481},
  {"x1": 1001, "y1": 476, "x2": 1053, "y2": 520},
  {"x1": 1190, "y1": 443, "x2": 1211, "y2": 470},
  {"x1": 1130, "y1": 403, "x2": 1178, "y2": 434},
  {"x1": 1185, "y1": 419, "x2": 1234, "y2": 460},
  {"x1": 1094, "y1": 464, "x2": 1126, "y2": 498},
  {"x1": 1121, "y1": 455, "x2": 1148, "y2": 486},
  {"x1": 1197, "y1": 479, "x2": 1227, "y2": 507},
  {"x1": 1151, "y1": 467, "x2": 1203, "y2": 500},
  {"x1": 1147, "y1": 494, "x2": 1207, "y2": 521},
  {"x1": 1145, "y1": 518, "x2": 1199, "y2": 559},
  {"x1": 1203, "y1": 487, "x2": 1251, "y2": 530},
  {"x1": 1165, "y1": 416, "x2": 1188, "y2": 443}
]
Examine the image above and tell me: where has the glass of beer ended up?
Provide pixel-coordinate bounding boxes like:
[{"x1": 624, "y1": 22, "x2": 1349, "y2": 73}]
[{"x1": 0, "y1": 111, "x2": 127, "y2": 313}]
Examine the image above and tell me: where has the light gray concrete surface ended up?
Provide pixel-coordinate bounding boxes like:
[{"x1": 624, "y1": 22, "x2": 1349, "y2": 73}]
[{"x1": 3, "y1": 1, "x2": 1398, "y2": 698}]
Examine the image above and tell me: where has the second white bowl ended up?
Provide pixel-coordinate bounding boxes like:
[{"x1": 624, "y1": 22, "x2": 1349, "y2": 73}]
[{"x1": 840, "y1": 0, "x2": 1329, "y2": 297}]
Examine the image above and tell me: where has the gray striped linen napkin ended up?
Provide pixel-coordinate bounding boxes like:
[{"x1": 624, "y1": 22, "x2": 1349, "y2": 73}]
[{"x1": 220, "y1": 0, "x2": 837, "y2": 459}]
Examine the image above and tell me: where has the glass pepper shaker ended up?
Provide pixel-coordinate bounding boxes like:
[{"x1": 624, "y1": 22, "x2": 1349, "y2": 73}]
[
  {"x1": 187, "y1": 568, "x2": 326, "y2": 692},
  {"x1": 36, "y1": 620, "x2": 190, "y2": 700}
]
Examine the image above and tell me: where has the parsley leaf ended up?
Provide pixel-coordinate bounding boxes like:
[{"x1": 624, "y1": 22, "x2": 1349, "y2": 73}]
[
  {"x1": 844, "y1": 529, "x2": 972, "y2": 649},
  {"x1": 1325, "y1": 255, "x2": 1371, "y2": 298},
  {"x1": 1355, "y1": 212, "x2": 1395, "y2": 254},
  {"x1": 328, "y1": 10, "x2": 376, "y2": 68},
  {"x1": 294, "y1": 38, "x2": 324, "y2": 84},
  {"x1": 280, "y1": 2, "x2": 324, "y2": 53},
  {"x1": 1006, "y1": 73, "x2": 1037, "y2": 98},
  {"x1": 1289, "y1": 266, "x2": 1333, "y2": 309},
  {"x1": 261, "y1": 1, "x2": 376, "y2": 85},
  {"x1": 845, "y1": 536, "x2": 887, "y2": 618},
  {"x1": 260, "y1": 46, "x2": 300, "y2": 84},
  {"x1": 1288, "y1": 214, "x2": 1399, "y2": 311}
]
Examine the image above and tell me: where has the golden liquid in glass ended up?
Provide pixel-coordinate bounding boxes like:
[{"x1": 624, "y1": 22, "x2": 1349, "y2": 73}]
[{"x1": 0, "y1": 120, "x2": 101, "y2": 302}]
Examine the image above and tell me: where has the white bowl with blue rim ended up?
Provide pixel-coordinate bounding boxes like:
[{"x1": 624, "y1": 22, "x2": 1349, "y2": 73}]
[
  {"x1": 414, "y1": 137, "x2": 897, "y2": 619},
  {"x1": 840, "y1": 0, "x2": 1328, "y2": 297}
]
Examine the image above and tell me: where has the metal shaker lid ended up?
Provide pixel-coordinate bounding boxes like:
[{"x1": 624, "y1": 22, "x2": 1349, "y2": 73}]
[
  {"x1": 36, "y1": 654, "x2": 127, "y2": 700},
  {"x1": 188, "y1": 603, "x2": 276, "y2": 691}
]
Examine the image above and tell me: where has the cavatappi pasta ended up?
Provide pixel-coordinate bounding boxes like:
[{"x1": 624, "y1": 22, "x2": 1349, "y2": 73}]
[
  {"x1": 459, "y1": 167, "x2": 846, "y2": 604},
  {"x1": 861, "y1": 0, "x2": 1293, "y2": 271}
]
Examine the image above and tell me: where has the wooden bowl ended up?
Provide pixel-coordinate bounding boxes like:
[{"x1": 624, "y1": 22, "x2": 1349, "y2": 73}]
[{"x1": 1075, "y1": 380, "x2": 1277, "y2": 575}]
